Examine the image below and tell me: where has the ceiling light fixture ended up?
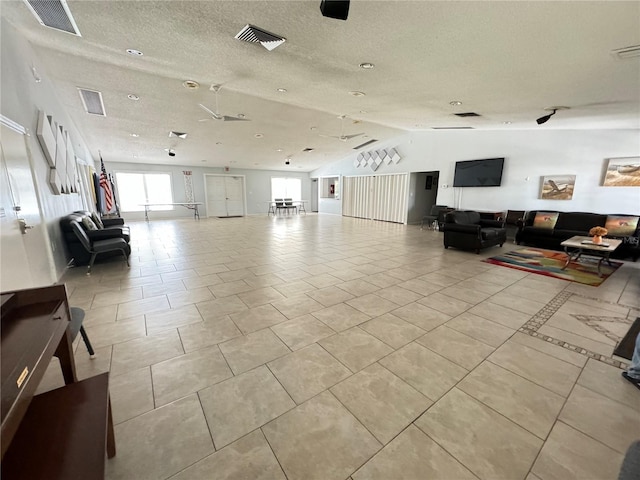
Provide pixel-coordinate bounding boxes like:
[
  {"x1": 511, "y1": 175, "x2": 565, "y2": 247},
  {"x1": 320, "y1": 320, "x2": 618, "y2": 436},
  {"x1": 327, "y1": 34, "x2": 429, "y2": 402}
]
[
  {"x1": 349, "y1": 91, "x2": 366, "y2": 97},
  {"x1": 503, "y1": 121, "x2": 512, "y2": 125},
  {"x1": 277, "y1": 88, "x2": 287, "y2": 93},
  {"x1": 449, "y1": 101, "x2": 462, "y2": 106},
  {"x1": 536, "y1": 106, "x2": 569, "y2": 125},
  {"x1": 359, "y1": 62, "x2": 375, "y2": 69},
  {"x1": 127, "y1": 94, "x2": 140, "y2": 101},
  {"x1": 130, "y1": 133, "x2": 139, "y2": 137},
  {"x1": 126, "y1": 48, "x2": 143, "y2": 56},
  {"x1": 182, "y1": 80, "x2": 200, "y2": 90},
  {"x1": 254, "y1": 133, "x2": 264, "y2": 138}
]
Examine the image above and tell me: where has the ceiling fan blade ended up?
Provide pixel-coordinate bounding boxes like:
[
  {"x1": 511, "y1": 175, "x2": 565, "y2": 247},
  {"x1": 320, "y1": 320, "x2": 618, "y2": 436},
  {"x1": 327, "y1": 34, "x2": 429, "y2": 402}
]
[
  {"x1": 341, "y1": 133, "x2": 365, "y2": 140},
  {"x1": 221, "y1": 116, "x2": 250, "y2": 122},
  {"x1": 198, "y1": 103, "x2": 223, "y2": 120},
  {"x1": 198, "y1": 118, "x2": 210, "y2": 122}
]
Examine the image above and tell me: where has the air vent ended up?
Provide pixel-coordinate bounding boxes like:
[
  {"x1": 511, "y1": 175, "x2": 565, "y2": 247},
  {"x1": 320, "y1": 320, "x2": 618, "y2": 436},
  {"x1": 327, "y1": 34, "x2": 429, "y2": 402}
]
[
  {"x1": 235, "y1": 24, "x2": 286, "y2": 51},
  {"x1": 431, "y1": 127, "x2": 475, "y2": 129},
  {"x1": 453, "y1": 112, "x2": 481, "y2": 117},
  {"x1": 23, "y1": 0, "x2": 81, "y2": 36},
  {"x1": 302, "y1": 147, "x2": 314, "y2": 152},
  {"x1": 169, "y1": 131, "x2": 188, "y2": 139},
  {"x1": 77, "y1": 88, "x2": 106, "y2": 116},
  {"x1": 353, "y1": 139, "x2": 378, "y2": 150},
  {"x1": 612, "y1": 45, "x2": 640, "y2": 59}
]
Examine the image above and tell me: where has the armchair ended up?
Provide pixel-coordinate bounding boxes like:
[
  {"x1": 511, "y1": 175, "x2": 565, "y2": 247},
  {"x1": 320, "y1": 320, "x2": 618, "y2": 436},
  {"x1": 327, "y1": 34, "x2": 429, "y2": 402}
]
[
  {"x1": 70, "y1": 220, "x2": 130, "y2": 274},
  {"x1": 420, "y1": 205, "x2": 449, "y2": 230},
  {"x1": 442, "y1": 210, "x2": 507, "y2": 254}
]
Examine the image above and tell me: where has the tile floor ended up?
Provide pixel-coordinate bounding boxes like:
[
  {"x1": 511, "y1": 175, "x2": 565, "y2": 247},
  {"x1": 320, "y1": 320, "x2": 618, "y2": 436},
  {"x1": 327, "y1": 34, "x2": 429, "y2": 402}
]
[{"x1": 40, "y1": 214, "x2": 640, "y2": 480}]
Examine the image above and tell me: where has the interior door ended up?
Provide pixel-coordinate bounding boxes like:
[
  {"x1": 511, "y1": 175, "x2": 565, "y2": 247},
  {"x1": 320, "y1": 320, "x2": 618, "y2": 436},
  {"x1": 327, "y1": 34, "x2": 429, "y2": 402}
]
[
  {"x1": 224, "y1": 176, "x2": 244, "y2": 216},
  {"x1": 0, "y1": 122, "x2": 53, "y2": 290},
  {"x1": 205, "y1": 174, "x2": 245, "y2": 217}
]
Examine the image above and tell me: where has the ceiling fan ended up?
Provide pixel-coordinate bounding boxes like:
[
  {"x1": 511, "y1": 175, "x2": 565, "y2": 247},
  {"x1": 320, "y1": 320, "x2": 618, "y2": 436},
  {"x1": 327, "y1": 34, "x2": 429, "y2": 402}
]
[
  {"x1": 319, "y1": 115, "x2": 364, "y2": 141},
  {"x1": 198, "y1": 85, "x2": 250, "y2": 122}
]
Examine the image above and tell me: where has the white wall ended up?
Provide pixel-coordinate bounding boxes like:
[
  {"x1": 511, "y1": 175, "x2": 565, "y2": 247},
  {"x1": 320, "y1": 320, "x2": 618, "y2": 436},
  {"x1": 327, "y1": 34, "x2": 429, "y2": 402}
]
[
  {"x1": 312, "y1": 130, "x2": 640, "y2": 215},
  {"x1": 1, "y1": 19, "x2": 91, "y2": 286},
  {"x1": 106, "y1": 161, "x2": 311, "y2": 220}
]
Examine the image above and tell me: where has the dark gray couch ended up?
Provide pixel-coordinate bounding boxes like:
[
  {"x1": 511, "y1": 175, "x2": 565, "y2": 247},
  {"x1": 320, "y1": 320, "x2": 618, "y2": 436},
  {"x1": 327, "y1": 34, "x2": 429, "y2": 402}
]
[
  {"x1": 516, "y1": 210, "x2": 640, "y2": 260},
  {"x1": 60, "y1": 211, "x2": 130, "y2": 265}
]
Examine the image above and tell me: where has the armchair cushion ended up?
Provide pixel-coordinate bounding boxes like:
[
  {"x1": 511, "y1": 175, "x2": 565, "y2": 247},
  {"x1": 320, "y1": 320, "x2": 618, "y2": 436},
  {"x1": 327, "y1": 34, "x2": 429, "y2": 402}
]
[{"x1": 82, "y1": 216, "x2": 98, "y2": 230}]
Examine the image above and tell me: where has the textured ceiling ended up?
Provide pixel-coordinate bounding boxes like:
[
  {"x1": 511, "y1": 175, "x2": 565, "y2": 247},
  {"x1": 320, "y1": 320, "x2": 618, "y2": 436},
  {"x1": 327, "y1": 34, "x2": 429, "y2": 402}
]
[{"x1": 2, "y1": 0, "x2": 639, "y2": 171}]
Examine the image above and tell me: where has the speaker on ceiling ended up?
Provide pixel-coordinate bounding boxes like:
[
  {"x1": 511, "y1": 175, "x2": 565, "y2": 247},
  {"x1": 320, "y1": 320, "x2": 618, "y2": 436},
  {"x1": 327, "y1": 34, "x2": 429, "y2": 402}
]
[{"x1": 320, "y1": 0, "x2": 349, "y2": 20}]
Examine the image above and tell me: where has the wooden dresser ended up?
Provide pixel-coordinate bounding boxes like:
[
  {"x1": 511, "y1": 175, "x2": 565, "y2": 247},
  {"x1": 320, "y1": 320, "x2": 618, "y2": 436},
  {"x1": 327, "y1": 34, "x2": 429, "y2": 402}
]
[{"x1": 1, "y1": 284, "x2": 115, "y2": 479}]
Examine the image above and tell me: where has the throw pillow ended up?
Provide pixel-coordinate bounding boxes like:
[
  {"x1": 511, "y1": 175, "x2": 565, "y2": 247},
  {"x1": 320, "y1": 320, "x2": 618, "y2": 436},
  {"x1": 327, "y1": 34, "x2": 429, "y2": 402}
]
[
  {"x1": 91, "y1": 212, "x2": 104, "y2": 229},
  {"x1": 81, "y1": 216, "x2": 98, "y2": 231},
  {"x1": 605, "y1": 215, "x2": 639, "y2": 236},
  {"x1": 532, "y1": 212, "x2": 559, "y2": 229}
]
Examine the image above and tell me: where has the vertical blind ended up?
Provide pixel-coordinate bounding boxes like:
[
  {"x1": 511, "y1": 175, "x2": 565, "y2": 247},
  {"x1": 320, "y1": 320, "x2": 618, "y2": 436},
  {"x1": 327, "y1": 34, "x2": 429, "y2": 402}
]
[{"x1": 342, "y1": 173, "x2": 408, "y2": 224}]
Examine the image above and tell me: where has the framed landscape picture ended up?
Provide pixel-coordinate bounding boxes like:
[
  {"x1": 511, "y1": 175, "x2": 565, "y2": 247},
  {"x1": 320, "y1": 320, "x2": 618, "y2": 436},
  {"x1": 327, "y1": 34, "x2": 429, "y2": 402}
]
[
  {"x1": 603, "y1": 157, "x2": 640, "y2": 186},
  {"x1": 540, "y1": 175, "x2": 576, "y2": 200}
]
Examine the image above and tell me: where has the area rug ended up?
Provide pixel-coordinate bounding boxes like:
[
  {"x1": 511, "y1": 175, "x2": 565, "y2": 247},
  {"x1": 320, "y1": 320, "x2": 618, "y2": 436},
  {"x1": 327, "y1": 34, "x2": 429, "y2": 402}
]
[{"x1": 483, "y1": 247, "x2": 622, "y2": 286}]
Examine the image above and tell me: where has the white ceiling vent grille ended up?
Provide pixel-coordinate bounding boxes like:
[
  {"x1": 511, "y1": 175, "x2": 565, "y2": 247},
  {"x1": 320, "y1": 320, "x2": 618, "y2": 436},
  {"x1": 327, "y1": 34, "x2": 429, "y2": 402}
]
[
  {"x1": 23, "y1": 0, "x2": 81, "y2": 36},
  {"x1": 77, "y1": 88, "x2": 106, "y2": 116},
  {"x1": 235, "y1": 24, "x2": 286, "y2": 51}
]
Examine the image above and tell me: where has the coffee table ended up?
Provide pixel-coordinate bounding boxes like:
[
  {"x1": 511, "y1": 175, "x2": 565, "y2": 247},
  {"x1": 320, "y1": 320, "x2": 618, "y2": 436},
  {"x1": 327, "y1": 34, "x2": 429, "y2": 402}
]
[{"x1": 560, "y1": 235, "x2": 622, "y2": 277}]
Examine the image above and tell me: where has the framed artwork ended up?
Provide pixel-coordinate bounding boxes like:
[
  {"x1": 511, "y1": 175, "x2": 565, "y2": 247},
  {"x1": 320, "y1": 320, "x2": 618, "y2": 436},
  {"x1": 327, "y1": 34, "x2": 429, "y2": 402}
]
[
  {"x1": 603, "y1": 157, "x2": 640, "y2": 187},
  {"x1": 540, "y1": 175, "x2": 576, "y2": 200}
]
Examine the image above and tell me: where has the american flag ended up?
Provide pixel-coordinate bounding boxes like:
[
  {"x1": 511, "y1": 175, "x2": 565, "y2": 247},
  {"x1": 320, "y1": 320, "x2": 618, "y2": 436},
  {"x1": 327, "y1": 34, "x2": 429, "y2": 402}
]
[{"x1": 100, "y1": 156, "x2": 113, "y2": 212}]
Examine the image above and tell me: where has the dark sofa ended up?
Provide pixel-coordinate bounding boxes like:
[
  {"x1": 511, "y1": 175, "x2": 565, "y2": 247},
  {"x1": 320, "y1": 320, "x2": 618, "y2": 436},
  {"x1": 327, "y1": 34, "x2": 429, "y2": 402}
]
[
  {"x1": 516, "y1": 210, "x2": 640, "y2": 260},
  {"x1": 60, "y1": 211, "x2": 131, "y2": 265},
  {"x1": 442, "y1": 210, "x2": 507, "y2": 253}
]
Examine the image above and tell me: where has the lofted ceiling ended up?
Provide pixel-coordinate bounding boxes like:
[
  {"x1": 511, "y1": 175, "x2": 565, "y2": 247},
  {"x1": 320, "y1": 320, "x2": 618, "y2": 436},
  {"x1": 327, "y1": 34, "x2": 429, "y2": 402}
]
[{"x1": 2, "y1": 0, "x2": 639, "y2": 172}]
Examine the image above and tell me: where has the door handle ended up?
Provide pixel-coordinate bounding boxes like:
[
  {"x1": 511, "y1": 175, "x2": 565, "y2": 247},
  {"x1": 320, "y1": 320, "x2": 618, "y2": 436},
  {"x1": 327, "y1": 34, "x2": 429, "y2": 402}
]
[{"x1": 18, "y1": 218, "x2": 34, "y2": 235}]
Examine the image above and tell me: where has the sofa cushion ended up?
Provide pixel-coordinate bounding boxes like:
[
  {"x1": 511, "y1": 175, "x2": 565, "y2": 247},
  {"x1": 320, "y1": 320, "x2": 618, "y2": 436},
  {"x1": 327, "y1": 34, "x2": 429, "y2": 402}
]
[
  {"x1": 82, "y1": 216, "x2": 98, "y2": 231},
  {"x1": 555, "y1": 212, "x2": 606, "y2": 231},
  {"x1": 522, "y1": 226, "x2": 554, "y2": 237},
  {"x1": 449, "y1": 211, "x2": 481, "y2": 225},
  {"x1": 605, "y1": 215, "x2": 639, "y2": 237},
  {"x1": 481, "y1": 228, "x2": 503, "y2": 240},
  {"x1": 532, "y1": 212, "x2": 559, "y2": 229}
]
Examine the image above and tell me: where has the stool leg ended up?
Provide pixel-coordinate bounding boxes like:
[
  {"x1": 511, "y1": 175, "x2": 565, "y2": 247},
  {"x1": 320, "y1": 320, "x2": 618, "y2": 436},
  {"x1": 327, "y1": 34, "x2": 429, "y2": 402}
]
[{"x1": 79, "y1": 326, "x2": 96, "y2": 358}]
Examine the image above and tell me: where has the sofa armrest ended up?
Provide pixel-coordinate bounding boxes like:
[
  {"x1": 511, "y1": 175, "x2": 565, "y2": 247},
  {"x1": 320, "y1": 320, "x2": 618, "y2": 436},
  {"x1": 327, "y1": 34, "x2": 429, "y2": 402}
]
[
  {"x1": 102, "y1": 217, "x2": 125, "y2": 227},
  {"x1": 443, "y1": 224, "x2": 481, "y2": 234}
]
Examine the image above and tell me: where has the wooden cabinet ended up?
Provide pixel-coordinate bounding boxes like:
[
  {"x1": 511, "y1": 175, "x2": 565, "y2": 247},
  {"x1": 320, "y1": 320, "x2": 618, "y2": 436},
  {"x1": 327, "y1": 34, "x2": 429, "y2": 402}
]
[{"x1": 1, "y1": 285, "x2": 115, "y2": 479}]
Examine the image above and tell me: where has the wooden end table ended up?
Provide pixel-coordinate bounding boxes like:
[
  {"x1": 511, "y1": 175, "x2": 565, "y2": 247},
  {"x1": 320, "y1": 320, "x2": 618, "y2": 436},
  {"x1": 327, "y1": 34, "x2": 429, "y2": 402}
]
[{"x1": 560, "y1": 236, "x2": 622, "y2": 277}]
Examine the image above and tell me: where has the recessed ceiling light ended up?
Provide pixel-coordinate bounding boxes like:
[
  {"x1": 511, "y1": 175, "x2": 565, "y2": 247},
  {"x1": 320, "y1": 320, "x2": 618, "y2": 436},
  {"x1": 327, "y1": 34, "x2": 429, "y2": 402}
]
[
  {"x1": 133, "y1": 154, "x2": 138, "y2": 158},
  {"x1": 254, "y1": 133, "x2": 264, "y2": 138},
  {"x1": 310, "y1": 127, "x2": 317, "y2": 131},
  {"x1": 349, "y1": 91, "x2": 366, "y2": 97},
  {"x1": 359, "y1": 62, "x2": 375, "y2": 69},
  {"x1": 126, "y1": 49, "x2": 143, "y2": 56},
  {"x1": 503, "y1": 121, "x2": 512, "y2": 125},
  {"x1": 182, "y1": 80, "x2": 200, "y2": 90},
  {"x1": 127, "y1": 94, "x2": 140, "y2": 101},
  {"x1": 216, "y1": 142, "x2": 222, "y2": 145},
  {"x1": 277, "y1": 88, "x2": 287, "y2": 93},
  {"x1": 130, "y1": 133, "x2": 139, "y2": 137},
  {"x1": 449, "y1": 101, "x2": 462, "y2": 106},
  {"x1": 276, "y1": 148, "x2": 283, "y2": 152}
]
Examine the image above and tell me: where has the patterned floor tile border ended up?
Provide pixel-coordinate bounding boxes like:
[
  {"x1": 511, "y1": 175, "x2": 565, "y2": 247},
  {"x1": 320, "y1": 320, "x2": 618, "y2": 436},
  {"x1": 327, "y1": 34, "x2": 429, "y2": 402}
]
[{"x1": 519, "y1": 291, "x2": 631, "y2": 369}]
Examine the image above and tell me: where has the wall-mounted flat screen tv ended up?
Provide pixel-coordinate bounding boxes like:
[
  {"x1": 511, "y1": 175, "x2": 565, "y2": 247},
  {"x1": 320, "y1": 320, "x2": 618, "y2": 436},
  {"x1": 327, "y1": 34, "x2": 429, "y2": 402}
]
[{"x1": 453, "y1": 157, "x2": 505, "y2": 187}]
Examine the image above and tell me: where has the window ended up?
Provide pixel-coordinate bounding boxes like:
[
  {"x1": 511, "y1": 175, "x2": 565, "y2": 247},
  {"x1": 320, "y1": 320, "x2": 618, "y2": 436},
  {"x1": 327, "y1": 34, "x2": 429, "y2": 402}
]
[
  {"x1": 271, "y1": 177, "x2": 301, "y2": 200},
  {"x1": 115, "y1": 172, "x2": 173, "y2": 212}
]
